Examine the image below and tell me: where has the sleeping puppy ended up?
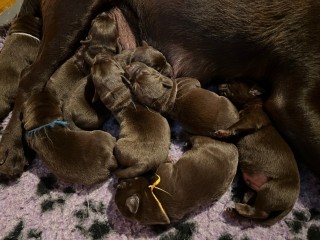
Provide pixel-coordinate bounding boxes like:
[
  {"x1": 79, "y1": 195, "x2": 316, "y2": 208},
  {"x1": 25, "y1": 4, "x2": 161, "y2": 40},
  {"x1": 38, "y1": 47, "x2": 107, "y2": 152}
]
[
  {"x1": 0, "y1": 15, "x2": 41, "y2": 119},
  {"x1": 214, "y1": 80, "x2": 300, "y2": 225},
  {"x1": 46, "y1": 11, "x2": 120, "y2": 130},
  {"x1": 115, "y1": 136, "x2": 238, "y2": 225},
  {"x1": 62, "y1": 77, "x2": 108, "y2": 130},
  {"x1": 114, "y1": 41, "x2": 173, "y2": 77},
  {"x1": 22, "y1": 89, "x2": 117, "y2": 186},
  {"x1": 125, "y1": 62, "x2": 239, "y2": 136},
  {"x1": 91, "y1": 54, "x2": 171, "y2": 179}
]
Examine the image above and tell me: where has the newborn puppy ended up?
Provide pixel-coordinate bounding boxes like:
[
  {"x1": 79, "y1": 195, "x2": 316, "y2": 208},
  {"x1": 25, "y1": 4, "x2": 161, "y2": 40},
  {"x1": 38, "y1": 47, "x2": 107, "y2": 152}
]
[
  {"x1": 91, "y1": 54, "x2": 171, "y2": 179},
  {"x1": 0, "y1": 15, "x2": 41, "y2": 118},
  {"x1": 46, "y1": 11, "x2": 119, "y2": 129},
  {"x1": 62, "y1": 77, "x2": 109, "y2": 130},
  {"x1": 114, "y1": 41, "x2": 173, "y2": 77},
  {"x1": 115, "y1": 136, "x2": 238, "y2": 225},
  {"x1": 126, "y1": 62, "x2": 239, "y2": 135},
  {"x1": 22, "y1": 90, "x2": 117, "y2": 186},
  {"x1": 214, "y1": 80, "x2": 300, "y2": 225}
]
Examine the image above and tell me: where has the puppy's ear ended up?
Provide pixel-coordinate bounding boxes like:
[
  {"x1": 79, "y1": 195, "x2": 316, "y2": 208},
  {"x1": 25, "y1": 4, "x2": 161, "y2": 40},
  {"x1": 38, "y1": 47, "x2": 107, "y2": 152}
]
[
  {"x1": 126, "y1": 194, "x2": 140, "y2": 214},
  {"x1": 162, "y1": 77, "x2": 173, "y2": 88},
  {"x1": 142, "y1": 40, "x2": 149, "y2": 47}
]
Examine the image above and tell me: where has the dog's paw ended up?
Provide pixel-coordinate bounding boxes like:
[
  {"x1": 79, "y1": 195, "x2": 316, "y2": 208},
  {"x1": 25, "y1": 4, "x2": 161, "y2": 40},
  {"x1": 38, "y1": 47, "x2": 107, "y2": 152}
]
[
  {"x1": 212, "y1": 129, "x2": 233, "y2": 138},
  {"x1": 0, "y1": 141, "x2": 27, "y2": 178}
]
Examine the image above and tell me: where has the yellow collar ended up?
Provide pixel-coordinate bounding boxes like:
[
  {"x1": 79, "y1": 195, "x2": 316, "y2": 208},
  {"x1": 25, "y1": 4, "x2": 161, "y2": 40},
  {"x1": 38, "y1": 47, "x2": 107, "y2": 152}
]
[{"x1": 148, "y1": 174, "x2": 171, "y2": 224}]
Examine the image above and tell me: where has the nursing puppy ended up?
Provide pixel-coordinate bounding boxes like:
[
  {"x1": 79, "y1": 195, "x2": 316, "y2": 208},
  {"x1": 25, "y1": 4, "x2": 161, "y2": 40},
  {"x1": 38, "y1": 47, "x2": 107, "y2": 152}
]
[
  {"x1": 0, "y1": 15, "x2": 41, "y2": 119},
  {"x1": 46, "y1": 12, "x2": 119, "y2": 130},
  {"x1": 126, "y1": 62, "x2": 239, "y2": 135},
  {"x1": 0, "y1": 0, "x2": 114, "y2": 177},
  {"x1": 63, "y1": 77, "x2": 108, "y2": 130},
  {"x1": 115, "y1": 136, "x2": 238, "y2": 225},
  {"x1": 114, "y1": 41, "x2": 173, "y2": 77},
  {"x1": 214, "y1": 80, "x2": 300, "y2": 225},
  {"x1": 91, "y1": 54, "x2": 171, "y2": 179},
  {"x1": 22, "y1": 89, "x2": 117, "y2": 186}
]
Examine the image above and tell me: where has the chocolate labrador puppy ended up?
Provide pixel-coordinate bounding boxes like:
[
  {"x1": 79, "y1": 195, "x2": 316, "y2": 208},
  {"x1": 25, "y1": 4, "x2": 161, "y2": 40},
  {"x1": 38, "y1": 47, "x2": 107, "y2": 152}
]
[
  {"x1": 46, "y1": 11, "x2": 119, "y2": 130},
  {"x1": 114, "y1": 41, "x2": 173, "y2": 77},
  {"x1": 214, "y1": 80, "x2": 300, "y2": 225},
  {"x1": 91, "y1": 54, "x2": 170, "y2": 179},
  {"x1": 115, "y1": 136, "x2": 238, "y2": 225},
  {"x1": 125, "y1": 62, "x2": 239, "y2": 136},
  {"x1": 1, "y1": 0, "x2": 320, "y2": 178},
  {"x1": 22, "y1": 89, "x2": 117, "y2": 186},
  {"x1": 0, "y1": 15, "x2": 41, "y2": 119},
  {"x1": 0, "y1": 0, "x2": 114, "y2": 177}
]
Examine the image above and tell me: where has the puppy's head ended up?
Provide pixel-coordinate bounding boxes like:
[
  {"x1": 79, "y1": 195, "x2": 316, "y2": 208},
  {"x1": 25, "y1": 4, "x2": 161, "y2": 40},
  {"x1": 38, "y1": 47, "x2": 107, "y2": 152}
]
[
  {"x1": 79, "y1": 12, "x2": 120, "y2": 67},
  {"x1": 125, "y1": 62, "x2": 175, "y2": 112},
  {"x1": 23, "y1": 90, "x2": 63, "y2": 131},
  {"x1": 218, "y1": 80, "x2": 264, "y2": 105},
  {"x1": 115, "y1": 176, "x2": 171, "y2": 225},
  {"x1": 132, "y1": 41, "x2": 173, "y2": 77}
]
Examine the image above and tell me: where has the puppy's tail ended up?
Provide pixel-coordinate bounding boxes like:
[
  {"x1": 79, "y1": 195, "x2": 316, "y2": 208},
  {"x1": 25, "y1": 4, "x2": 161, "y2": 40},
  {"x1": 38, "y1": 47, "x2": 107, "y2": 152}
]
[{"x1": 261, "y1": 205, "x2": 294, "y2": 226}]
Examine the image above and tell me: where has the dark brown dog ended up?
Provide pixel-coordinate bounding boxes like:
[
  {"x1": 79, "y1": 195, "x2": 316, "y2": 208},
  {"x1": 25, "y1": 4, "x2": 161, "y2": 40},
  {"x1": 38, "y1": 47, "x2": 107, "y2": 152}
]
[
  {"x1": 46, "y1": 11, "x2": 119, "y2": 130},
  {"x1": 91, "y1": 54, "x2": 171, "y2": 179},
  {"x1": 115, "y1": 136, "x2": 238, "y2": 224},
  {"x1": 125, "y1": 62, "x2": 239, "y2": 136},
  {"x1": 114, "y1": 41, "x2": 173, "y2": 77},
  {"x1": 0, "y1": 0, "x2": 115, "y2": 177},
  {"x1": 22, "y1": 89, "x2": 117, "y2": 186},
  {"x1": 0, "y1": 15, "x2": 41, "y2": 119},
  {"x1": 62, "y1": 77, "x2": 109, "y2": 130},
  {"x1": 1, "y1": 0, "x2": 320, "y2": 179},
  {"x1": 214, "y1": 80, "x2": 300, "y2": 225}
]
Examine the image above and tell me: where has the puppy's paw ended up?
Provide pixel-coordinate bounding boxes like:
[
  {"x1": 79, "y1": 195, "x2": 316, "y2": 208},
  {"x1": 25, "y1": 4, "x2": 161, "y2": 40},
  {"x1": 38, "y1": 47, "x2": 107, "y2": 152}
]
[
  {"x1": 0, "y1": 143, "x2": 27, "y2": 178},
  {"x1": 212, "y1": 129, "x2": 233, "y2": 138}
]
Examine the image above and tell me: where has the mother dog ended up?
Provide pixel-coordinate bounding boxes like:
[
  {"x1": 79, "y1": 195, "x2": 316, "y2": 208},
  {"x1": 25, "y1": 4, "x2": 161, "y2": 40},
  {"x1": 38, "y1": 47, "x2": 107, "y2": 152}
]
[{"x1": 0, "y1": 0, "x2": 320, "y2": 177}]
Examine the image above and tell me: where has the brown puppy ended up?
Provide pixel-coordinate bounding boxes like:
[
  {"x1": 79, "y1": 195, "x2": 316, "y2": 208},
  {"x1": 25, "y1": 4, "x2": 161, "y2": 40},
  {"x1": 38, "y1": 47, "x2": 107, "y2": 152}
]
[
  {"x1": 22, "y1": 89, "x2": 117, "y2": 186},
  {"x1": 62, "y1": 77, "x2": 108, "y2": 130},
  {"x1": 46, "y1": 11, "x2": 119, "y2": 130},
  {"x1": 125, "y1": 62, "x2": 239, "y2": 135},
  {"x1": 91, "y1": 54, "x2": 171, "y2": 179},
  {"x1": 115, "y1": 136, "x2": 238, "y2": 225},
  {"x1": 0, "y1": 0, "x2": 113, "y2": 177},
  {"x1": 114, "y1": 41, "x2": 173, "y2": 77},
  {"x1": 214, "y1": 80, "x2": 300, "y2": 225},
  {"x1": 2, "y1": 0, "x2": 320, "y2": 180},
  {"x1": 0, "y1": 15, "x2": 41, "y2": 119}
]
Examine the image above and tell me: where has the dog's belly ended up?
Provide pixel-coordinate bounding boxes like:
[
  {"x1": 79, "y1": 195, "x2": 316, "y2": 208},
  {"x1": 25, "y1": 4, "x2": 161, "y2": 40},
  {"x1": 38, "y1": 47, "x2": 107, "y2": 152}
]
[
  {"x1": 120, "y1": 0, "x2": 316, "y2": 84},
  {"x1": 242, "y1": 171, "x2": 268, "y2": 192}
]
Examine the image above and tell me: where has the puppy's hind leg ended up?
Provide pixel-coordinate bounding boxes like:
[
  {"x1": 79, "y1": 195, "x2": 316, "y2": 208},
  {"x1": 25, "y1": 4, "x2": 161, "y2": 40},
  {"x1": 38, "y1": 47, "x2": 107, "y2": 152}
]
[{"x1": 234, "y1": 203, "x2": 269, "y2": 220}]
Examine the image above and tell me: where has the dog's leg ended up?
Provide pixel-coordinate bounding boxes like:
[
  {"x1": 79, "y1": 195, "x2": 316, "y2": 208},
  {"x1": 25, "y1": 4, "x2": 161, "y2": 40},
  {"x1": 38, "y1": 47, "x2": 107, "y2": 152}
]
[
  {"x1": 0, "y1": 0, "x2": 111, "y2": 177},
  {"x1": 234, "y1": 203, "x2": 269, "y2": 220},
  {"x1": 0, "y1": 0, "x2": 41, "y2": 118},
  {"x1": 265, "y1": 71, "x2": 320, "y2": 177}
]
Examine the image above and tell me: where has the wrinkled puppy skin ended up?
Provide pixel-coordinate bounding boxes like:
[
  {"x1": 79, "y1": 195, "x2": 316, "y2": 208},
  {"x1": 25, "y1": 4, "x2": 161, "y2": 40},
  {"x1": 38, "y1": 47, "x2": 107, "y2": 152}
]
[
  {"x1": 91, "y1": 54, "x2": 170, "y2": 179},
  {"x1": 0, "y1": 15, "x2": 41, "y2": 119},
  {"x1": 214, "y1": 80, "x2": 300, "y2": 225},
  {"x1": 46, "y1": 12, "x2": 119, "y2": 130},
  {"x1": 114, "y1": 41, "x2": 173, "y2": 78},
  {"x1": 22, "y1": 90, "x2": 117, "y2": 186},
  {"x1": 115, "y1": 136, "x2": 238, "y2": 225},
  {"x1": 126, "y1": 62, "x2": 239, "y2": 135}
]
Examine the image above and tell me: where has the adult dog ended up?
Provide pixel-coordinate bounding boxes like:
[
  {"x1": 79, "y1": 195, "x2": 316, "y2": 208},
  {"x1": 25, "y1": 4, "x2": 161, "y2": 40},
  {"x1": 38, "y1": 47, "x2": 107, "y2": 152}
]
[{"x1": 0, "y1": 0, "x2": 320, "y2": 177}]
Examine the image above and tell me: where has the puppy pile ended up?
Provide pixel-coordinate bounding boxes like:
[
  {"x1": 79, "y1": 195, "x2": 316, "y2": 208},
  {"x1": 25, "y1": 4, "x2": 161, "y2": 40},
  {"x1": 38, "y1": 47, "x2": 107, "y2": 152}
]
[{"x1": 0, "y1": 11, "x2": 300, "y2": 227}]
